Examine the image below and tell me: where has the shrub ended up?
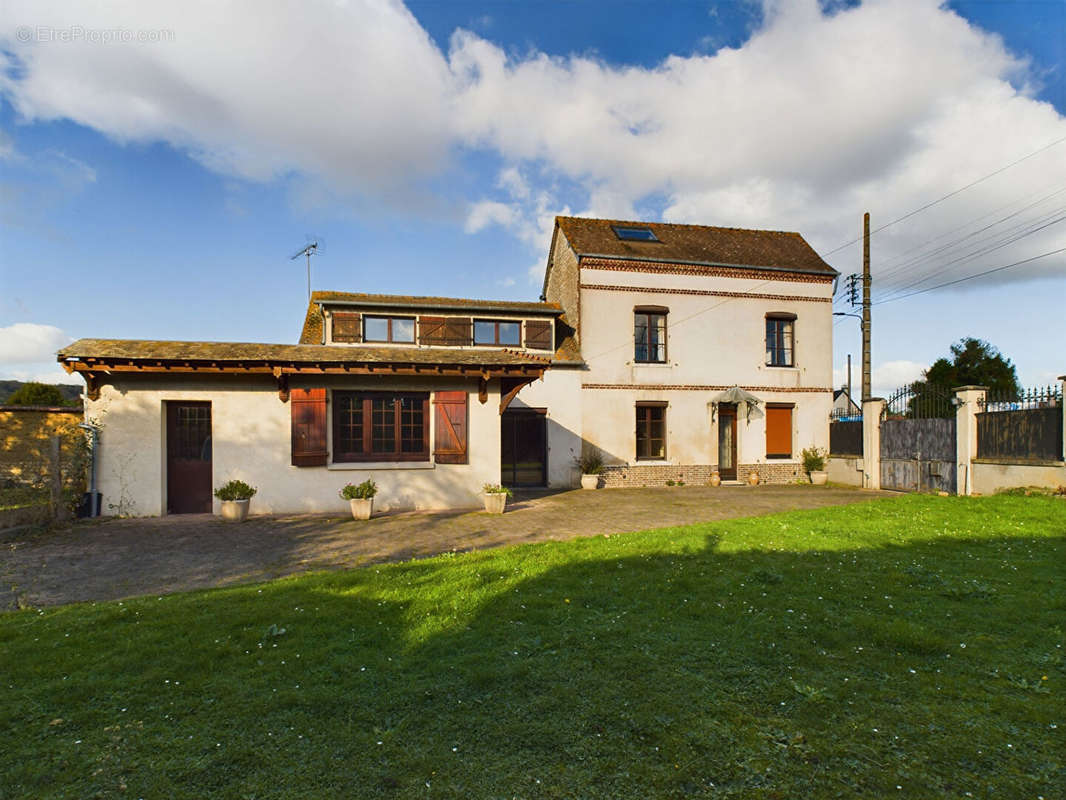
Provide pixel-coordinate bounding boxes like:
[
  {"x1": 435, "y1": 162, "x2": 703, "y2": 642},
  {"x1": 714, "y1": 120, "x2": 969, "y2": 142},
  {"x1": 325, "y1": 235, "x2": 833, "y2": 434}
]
[
  {"x1": 340, "y1": 479, "x2": 377, "y2": 500},
  {"x1": 482, "y1": 483, "x2": 513, "y2": 496},
  {"x1": 801, "y1": 446, "x2": 826, "y2": 474},
  {"x1": 576, "y1": 453, "x2": 604, "y2": 475},
  {"x1": 214, "y1": 480, "x2": 257, "y2": 501}
]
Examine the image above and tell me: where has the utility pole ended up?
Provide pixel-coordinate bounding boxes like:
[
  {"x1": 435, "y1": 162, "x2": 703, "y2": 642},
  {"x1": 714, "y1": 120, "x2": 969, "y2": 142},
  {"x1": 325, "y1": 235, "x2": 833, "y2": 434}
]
[
  {"x1": 847, "y1": 353, "x2": 852, "y2": 398},
  {"x1": 862, "y1": 212, "x2": 872, "y2": 401}
]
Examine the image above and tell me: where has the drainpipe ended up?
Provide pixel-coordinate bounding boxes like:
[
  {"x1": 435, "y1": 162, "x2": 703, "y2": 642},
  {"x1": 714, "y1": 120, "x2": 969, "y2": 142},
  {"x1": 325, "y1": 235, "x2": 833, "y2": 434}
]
[{"x1": 78, "y1": 422, "x2": 100, "y2": 517}]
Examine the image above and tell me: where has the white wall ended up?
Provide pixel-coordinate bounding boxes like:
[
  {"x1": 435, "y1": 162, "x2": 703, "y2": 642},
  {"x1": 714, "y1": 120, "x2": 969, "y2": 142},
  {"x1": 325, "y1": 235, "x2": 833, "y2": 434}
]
[
  {"x1": 85, "y1": 374, "x2": 501, "y2": 516},
  {"x1": 510, "y1": 367, "x2": 583, "y2": 488},
  {"x1": 576, "y1": 265, "x2": 833, "y2": 470}
]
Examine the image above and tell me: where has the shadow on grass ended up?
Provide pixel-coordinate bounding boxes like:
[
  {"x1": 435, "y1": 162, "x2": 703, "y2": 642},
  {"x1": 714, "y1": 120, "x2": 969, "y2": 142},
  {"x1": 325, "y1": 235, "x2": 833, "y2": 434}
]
[{"x1": 1, "y1": 498, "x2": 1064, "y2": 799}]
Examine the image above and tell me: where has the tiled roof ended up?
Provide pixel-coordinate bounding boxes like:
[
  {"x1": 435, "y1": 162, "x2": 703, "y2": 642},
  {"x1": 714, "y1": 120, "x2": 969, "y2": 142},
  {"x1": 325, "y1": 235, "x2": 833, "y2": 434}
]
[
  {"x1": 555, "y1": 216, "x2": 836, "y2": 275},
  {"x1": 58, "y1": 339, "x2": 550, "y2": 367}
]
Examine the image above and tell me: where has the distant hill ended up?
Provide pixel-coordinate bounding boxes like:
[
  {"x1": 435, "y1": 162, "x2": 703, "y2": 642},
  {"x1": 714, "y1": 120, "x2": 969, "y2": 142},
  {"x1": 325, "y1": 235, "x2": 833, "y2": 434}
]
[{"x1": 0, "y1": 380, "x2": 83, "y2": 405}]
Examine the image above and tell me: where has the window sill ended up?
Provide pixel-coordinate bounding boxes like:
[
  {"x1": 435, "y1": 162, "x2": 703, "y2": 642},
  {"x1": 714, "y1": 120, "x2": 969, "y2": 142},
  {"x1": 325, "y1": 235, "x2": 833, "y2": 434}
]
[
  {"x1": 632, "y1": 362, "x2": 673, "y2": 368},
  {"x1": 328, "y1": 462, "x2": 436, "y2": 471},
  {"x1": 764, "y1": 365, "x2": 798, "y2": 370},
  {"x1": 633, "y1": 459, "x2": 673, "y2": 466}
]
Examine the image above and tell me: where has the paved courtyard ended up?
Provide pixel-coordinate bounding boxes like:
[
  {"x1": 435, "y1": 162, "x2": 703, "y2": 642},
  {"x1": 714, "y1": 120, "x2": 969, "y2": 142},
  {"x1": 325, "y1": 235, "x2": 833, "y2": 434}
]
[{"x1": 1, "y1": 485, "x2": 892, "y2": 608}]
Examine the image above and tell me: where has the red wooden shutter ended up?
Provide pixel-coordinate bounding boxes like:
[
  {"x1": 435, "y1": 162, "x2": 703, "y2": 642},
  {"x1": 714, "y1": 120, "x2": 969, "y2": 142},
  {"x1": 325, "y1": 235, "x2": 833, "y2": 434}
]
[
  {"x1": 419, "y1": 316, "x2": 447, "y2": 345},
  {"x1": 444, "y1": 317, "x2": 472, "y2": 346},
  {"x1": 765, "y1": 405, "x2": 793, "y2": 458},
  {"x1": 332, "y1": 312, "x2": 361, "y2": 343},
  {"x1": 524, "y1": 319, "x2": 552, "y2": 350},
  {"x1": 433, "y1": 391, "x2": 468, "y2": 464},
  {"x1": 291, "y1": 388, "x2": 328, "y2": 466}
]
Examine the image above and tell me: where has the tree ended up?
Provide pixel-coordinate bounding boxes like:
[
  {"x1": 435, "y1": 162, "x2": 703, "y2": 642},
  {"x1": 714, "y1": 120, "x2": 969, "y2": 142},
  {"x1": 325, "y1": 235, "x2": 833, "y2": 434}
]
[
  {"x1": 5, "y1": 382, "x2": 70, "y2": 407},
  {"x1": 915, "y1": 338, "x2": 1021, "y2": 398}
]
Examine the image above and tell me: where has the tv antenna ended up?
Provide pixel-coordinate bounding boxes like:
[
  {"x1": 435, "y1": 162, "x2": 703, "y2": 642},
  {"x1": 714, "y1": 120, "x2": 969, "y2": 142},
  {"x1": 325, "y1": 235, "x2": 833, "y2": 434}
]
[{"x1": 290, "y1": 238, "x2": 323, "y2": 302}]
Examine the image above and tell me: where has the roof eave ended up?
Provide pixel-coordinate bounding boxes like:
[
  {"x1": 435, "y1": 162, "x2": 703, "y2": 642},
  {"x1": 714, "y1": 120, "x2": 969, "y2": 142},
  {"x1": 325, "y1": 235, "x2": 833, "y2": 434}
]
[
  {"x1": 577, "y1": 252, "x2": 839, "y2": 278},
  {"x1": 316, "y1": 299, "x2": 562, "y2": 315}
]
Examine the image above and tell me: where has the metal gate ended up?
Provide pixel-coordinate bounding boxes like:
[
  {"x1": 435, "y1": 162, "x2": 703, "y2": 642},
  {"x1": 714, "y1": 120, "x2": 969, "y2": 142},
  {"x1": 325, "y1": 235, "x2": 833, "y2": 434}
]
[{"x1": 880, "y1": 386, "x2": 956, "y2": 493}]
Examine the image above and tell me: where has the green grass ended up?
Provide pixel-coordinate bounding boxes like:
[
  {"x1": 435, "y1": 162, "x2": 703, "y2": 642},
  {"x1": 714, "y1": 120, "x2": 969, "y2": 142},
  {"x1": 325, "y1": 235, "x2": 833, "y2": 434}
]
[{"x1": 1, "y1": 494, "x2": 1063, "y2": 798}]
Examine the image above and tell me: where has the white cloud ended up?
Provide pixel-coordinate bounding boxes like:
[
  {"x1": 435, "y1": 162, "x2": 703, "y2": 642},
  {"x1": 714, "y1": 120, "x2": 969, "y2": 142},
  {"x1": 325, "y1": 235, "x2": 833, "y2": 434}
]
[
  {"x1": 871, "y1": 359, "x2": 929, "y2": 398},
  {"x1": 2, "y1": 0, "x2": 1065, "y2": 290},
  {"x1": 0, "y1": 322, "x2": 71, "y2": 363}
]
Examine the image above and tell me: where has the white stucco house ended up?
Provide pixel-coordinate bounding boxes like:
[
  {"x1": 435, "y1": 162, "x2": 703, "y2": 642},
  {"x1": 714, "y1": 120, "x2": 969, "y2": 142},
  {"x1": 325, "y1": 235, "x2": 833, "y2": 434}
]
[{"x1": 58, "y1": 216, "x2": 837, "y2": 516}]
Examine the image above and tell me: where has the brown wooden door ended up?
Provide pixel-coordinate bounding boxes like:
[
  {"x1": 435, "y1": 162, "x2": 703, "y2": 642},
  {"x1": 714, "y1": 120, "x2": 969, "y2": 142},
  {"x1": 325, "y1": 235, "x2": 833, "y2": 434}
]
[
  {"x1": 166, "y1": 402, "x2": 212, "y2": 513},
  {"x1": 717, "y1": 404, "x2": 738, "y2": 481},
  {"x1": 501, "y1": 409, "x2": 547, "y2": 487}
]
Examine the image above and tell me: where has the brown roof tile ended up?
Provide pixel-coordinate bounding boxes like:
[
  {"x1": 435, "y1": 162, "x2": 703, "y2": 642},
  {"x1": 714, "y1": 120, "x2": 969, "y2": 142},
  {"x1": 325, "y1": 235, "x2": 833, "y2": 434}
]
[
  {"x1": 555, "y1": 216, "x2": 836, "y2": 275},
  {"x1": 58, "y1": 339, "x2": 550, "y2": 367}
]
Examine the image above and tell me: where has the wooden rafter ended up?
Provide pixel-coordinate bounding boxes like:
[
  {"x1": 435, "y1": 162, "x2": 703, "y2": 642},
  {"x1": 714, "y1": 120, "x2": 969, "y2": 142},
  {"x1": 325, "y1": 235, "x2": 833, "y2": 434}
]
[{"x1": 499, "y1": 376, "x2": 537, "y2": 414}]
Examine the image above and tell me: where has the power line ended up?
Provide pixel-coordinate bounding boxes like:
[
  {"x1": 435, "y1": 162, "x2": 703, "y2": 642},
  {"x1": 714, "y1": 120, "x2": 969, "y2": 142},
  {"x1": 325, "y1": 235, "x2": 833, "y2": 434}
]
[
  {"x1": 876, "y1": 212, "x2": 1066, "y2": 302},
  {"x1": 821, "y1": 134, "x2": 1066, "y2": 257},
  {"x1": 873, "y1": 247, "x2": 1066, "y2": 306}
]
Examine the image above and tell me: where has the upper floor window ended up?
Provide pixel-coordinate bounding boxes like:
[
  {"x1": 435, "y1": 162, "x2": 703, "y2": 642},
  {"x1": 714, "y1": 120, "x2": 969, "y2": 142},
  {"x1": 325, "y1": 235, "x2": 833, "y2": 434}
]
[
  {"x1": 613, "y1": 225, "x2": 658, "y2": 242},
  {"x1": 765, "y1": 313, "x2": 795, "y2": 367},
  {"x1": 364, "y1": 316, "x2": 415, "y2": 343},
  {"x1": 474, "y1": 319, "x2": 521, "y2": 346},
  {"x1": 634, "y1": 307, "x2": 667, "y2": 363}
]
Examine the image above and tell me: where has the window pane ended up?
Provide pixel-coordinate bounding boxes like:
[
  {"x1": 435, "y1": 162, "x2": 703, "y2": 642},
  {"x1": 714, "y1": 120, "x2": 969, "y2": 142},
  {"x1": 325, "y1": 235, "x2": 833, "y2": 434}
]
[
  {"x1": 392, "y1": 318, "x2": 415, "y2": 343},
  {"x1": 498, "y1": 321, "x2": 520, "y2": 346},
  {"x1": 400, "y1": 396, "x2": 424, "y2": 453},
  {"x1": 371, "y1": 397, "x2": 395, "y2": 453},
  {"x1": 336, "y1": 394, "x2": 364, "y2": 455},
  {"x1": 634, "y1": 315, "x2": 649, "y2": 361},
  {"x1": 365, "y1": 317, "x2": 389, "y2": 342},
  {"x1": 474, "y1": 320, "x2": 496, "y2": 345},
  {"x1": 650, "y1": 314, "x2": 666, "y2": 361}
]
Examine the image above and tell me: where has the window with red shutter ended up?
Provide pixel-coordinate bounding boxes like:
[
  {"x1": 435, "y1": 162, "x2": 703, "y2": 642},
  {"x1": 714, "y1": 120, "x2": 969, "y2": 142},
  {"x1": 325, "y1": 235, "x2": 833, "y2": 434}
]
[
  {"x1": 291, "y1": 388, "x2": 328, "y2": 466},
  {"x1": 433, "y1": 391, "x2": 468, "y2": 464},
  {"x1": 524, "y1": 319, "x2": 553, "y2": 350},
  {"x1": 332, "y1": 312, "x2": 361, "y2": 343},
  {"x1": 765, "y1": 404, "x2": 793, "y2": 458}
]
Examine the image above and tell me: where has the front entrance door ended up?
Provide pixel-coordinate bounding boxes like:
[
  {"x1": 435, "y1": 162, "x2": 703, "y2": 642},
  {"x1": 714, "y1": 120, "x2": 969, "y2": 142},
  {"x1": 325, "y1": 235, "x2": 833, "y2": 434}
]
[
  {"x1": 166, "y1": 402, "x2": 212, "y2": 513},
  {"x1": 501, "y1": 409, "x2": 547, "y2": 487},
  {"x1": 717, "y1": 404, "x2": 738, "y2": 481}
]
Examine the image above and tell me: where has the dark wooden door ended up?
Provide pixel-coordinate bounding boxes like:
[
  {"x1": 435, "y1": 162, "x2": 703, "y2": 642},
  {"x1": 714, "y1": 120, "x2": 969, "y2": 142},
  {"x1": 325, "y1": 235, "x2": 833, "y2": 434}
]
[
  {"x1": 166, "y1": 402, "x2": 212, "y2": 513},
  {"x1": 718, "y1": 405, "x2": 738, "y2": 480},
  {"x1": 501, "y1": 409, "x2": 547, "y2": 487}
]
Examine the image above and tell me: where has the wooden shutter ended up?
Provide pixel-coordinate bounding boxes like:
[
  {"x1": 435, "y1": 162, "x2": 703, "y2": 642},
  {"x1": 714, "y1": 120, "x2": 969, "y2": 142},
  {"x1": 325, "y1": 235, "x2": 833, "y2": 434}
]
[
  {"x1": 765, "y1": 405, "x2": 793, "y2": 458},
  {"x1": 291, "y1": 388, "x2": 328, "y2": 466},
  {"x1": 524, "y1": 319, "x2": 552, "y2": 350},
  {"x1": 433, "y1": 391, "x2": 468, "y2": 464},
  {"x1": 332, "y1": 312, "x2": 361, "y2": 343},
  {"x1": 444, "y1": 317, "x2": 472, "y2": 346},
  {"x1": 419, "y1": 316, "x2": 447, "y2": 345}
]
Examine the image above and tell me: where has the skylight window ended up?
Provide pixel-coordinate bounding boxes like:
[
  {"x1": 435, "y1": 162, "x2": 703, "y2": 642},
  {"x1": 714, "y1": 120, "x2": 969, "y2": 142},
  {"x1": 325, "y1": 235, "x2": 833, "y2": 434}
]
[{"x1": 612, "y1": 225, "x2": 658, "y2": 242}]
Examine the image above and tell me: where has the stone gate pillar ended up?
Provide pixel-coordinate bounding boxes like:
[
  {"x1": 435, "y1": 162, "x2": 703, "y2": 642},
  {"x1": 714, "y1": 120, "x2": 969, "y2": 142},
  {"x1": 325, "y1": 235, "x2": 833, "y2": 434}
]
[
  {"x1": 862, "y1": 398, "x2": 885, "y2": 490},
  {"x1": 954, "y1": 385, "x2": 987, "y2": 496}
]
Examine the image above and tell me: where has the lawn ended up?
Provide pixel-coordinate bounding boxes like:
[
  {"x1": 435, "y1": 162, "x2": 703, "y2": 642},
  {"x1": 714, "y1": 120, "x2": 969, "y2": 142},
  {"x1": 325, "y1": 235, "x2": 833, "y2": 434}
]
[{"x1": 1, "y1": 494, "x2": 1063, "y2": 798}]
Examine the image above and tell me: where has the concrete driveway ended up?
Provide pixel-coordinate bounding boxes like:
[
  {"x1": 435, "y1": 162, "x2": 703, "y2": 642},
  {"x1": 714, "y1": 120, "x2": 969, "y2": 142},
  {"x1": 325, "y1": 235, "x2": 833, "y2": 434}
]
[{"x1": 1, "y1": 484, "x2": 892, "y2": 608}]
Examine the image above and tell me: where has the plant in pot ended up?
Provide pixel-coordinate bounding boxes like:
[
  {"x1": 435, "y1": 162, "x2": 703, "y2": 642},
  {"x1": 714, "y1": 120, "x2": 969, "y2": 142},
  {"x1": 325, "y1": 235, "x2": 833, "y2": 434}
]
[
  {"x1": 214, "y1": 479, "x2": 257, "y2": 523},
  {"x1": 802, "y1": 446, "x2": 829, "y2": 485},
  {"x1": 576, "y1": 453, "x2": 604, "y2": 490},
  {"x1": 340, "y1": 479, "x2": 377, "y2": 520},
  {"x1": 482, "y1": 483, "x2": 512, "y2": 514}
]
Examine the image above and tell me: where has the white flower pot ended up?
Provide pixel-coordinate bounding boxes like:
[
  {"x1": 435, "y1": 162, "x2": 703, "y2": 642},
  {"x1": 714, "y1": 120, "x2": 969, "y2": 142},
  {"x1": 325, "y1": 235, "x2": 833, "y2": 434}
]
[
  {"x1": 580, "y1": 473, "x2": 600, "y2": 490},
  {"x1": 220, "y1": 499, "x2": 250, "y2": 523},
  {"x1": 483, "y1": 492, "x2": 507, "y2": 514},
  {"x1": 349, "y1": 498, "x2": 373, "y2": 520},
  {"x1": 810, "y1": 471, "x2": 828, "y2": 486}
]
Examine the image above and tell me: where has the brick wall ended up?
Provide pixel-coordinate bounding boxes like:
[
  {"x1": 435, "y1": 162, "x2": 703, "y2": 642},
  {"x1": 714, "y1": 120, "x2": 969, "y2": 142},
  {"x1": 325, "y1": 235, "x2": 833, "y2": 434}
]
[
  {"x1": 0, "y1": 407, "x2": 84, "y2": 486},
  {"x1": 599, "y1": 461, "x2": 801, "y2": 487}
]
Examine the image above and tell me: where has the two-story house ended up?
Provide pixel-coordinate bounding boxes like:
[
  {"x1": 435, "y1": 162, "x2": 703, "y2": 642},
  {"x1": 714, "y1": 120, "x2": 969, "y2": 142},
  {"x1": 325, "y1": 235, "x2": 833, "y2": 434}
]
[{"x1": 57, "y1": 216, "x2": 835, "y2": 516}]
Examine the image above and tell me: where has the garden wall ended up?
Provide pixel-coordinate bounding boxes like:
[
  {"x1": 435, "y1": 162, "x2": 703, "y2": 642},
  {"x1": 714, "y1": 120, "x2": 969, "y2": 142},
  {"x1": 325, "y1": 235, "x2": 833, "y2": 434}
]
[{"x1": 0, "y1": 406, "x2": 83, "y2": 486}]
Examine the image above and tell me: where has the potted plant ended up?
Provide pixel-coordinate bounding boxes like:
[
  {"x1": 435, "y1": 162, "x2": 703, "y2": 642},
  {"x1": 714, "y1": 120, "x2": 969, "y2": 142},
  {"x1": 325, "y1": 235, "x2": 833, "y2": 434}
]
[
  {"x1": 802, "y1": 446, "x2": 828, "y2": 485},
  {"x1": 482, "y1": 483, "x2": 512, "y2": 514},
  {"x1": 576, "y1": 453, "x2": 604, "y2": 490},
  {"x1": 747, "y1": 470, "x2": 761, "y2": 486},
  {"x1": 340, "y1": 479, "x2": 377, "y2": 520},
  {"x1": 214, "y1": 479, "x2": 257, "y2": 522}
]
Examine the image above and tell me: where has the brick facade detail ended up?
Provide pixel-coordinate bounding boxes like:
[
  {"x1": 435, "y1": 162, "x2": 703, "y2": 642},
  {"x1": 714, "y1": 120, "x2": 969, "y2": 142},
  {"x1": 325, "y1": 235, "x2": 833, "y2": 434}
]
[{"x1": 598, "y1": 461, "x2": 802, "y2": 488}]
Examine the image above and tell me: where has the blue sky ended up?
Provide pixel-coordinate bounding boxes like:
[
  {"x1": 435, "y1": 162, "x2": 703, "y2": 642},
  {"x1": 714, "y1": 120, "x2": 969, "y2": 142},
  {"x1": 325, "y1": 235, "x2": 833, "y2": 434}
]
[{"x1": 1, "y1": 0, "x2": 1064, "y2": 396}]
